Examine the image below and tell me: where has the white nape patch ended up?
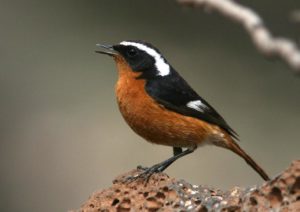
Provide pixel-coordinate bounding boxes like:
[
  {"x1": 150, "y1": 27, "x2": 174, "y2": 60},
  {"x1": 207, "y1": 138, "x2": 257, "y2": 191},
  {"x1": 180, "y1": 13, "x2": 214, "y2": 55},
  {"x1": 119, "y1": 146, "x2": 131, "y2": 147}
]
[
  {"x1": 120, "y1": 41, "x2": 170, "y2": 76},
  {"x1": 186, "y1": 100, "x2": 207, "y2": 112}
]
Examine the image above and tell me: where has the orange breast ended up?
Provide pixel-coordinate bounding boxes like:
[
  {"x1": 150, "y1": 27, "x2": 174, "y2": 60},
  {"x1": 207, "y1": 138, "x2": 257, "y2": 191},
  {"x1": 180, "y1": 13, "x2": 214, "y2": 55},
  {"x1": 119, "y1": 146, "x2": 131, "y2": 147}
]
[{"x1": 114, "y1": 56, "x2": 224, "y2": 148}]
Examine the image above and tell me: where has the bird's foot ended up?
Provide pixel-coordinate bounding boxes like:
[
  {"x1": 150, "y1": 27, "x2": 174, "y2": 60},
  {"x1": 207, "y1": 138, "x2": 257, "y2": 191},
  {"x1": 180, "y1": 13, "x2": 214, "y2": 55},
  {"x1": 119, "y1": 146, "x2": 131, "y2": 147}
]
[
  {"x1": 125, "y1": 163, "x2": 164, "y2": 184},
  {"x1": 136, "y1": 165, "x2": 148, "y2": 170}
]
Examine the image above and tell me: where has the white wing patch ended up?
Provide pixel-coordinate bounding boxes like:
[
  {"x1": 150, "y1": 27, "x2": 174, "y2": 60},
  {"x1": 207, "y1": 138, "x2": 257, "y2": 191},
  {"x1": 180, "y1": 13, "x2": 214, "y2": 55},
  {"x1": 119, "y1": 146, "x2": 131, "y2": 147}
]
[
  {"x1": 186, "y1": 100, "x2": 208, "y2": 112},
  {"x1": 120, "y1": 41, "x2": 170, "y2": 76}
]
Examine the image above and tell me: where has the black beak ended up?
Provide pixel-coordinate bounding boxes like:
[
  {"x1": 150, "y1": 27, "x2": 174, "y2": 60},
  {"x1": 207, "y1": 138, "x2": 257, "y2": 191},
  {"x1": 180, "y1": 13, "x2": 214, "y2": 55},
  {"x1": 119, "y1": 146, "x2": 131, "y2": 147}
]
[{"x1": 95, "y1": 44, "x2": 117, "y2": 56}]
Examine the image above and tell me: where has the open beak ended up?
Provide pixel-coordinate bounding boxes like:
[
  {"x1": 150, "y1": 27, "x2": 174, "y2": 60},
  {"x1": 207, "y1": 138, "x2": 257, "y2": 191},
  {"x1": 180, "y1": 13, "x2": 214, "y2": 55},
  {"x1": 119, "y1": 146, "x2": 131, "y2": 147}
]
[{"x1": 95, "y1": 44, "x2": 117, "y2": 56}]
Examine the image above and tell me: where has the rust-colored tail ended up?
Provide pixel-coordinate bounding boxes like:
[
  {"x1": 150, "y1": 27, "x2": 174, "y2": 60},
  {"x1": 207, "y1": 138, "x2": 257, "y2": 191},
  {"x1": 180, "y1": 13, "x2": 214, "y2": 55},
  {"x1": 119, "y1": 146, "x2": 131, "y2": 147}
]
[{"x1": 225, "y1": 138, "x2": 270, "y2": 181}]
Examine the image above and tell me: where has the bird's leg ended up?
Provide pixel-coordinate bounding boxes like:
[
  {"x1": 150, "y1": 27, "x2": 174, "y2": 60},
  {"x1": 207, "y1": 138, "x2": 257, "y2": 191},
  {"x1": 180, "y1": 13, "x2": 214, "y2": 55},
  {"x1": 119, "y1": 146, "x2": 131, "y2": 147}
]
[
  {"x1": 173, "y1": 147, "x2": 183, "y2": 156},
  {"x1": 127, "y1": 146, "x2": 197, "y2": 182}
]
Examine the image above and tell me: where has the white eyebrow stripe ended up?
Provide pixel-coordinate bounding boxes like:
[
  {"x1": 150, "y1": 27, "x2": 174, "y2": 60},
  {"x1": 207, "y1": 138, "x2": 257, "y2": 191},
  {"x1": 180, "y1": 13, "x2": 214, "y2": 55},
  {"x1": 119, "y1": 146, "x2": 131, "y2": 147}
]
[
  {"x1": 120, "y1": 41, "x2": 170, "y2": 76},
  {"x1": 186, "y1": 100, "x2": 207, "y2": 112}
]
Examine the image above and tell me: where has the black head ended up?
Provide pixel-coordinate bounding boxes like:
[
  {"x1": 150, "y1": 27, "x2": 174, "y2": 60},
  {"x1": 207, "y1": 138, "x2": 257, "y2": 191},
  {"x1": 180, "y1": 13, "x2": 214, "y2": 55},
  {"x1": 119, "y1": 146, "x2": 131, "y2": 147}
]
[{"x1": 113, "y1": 40, "x2": 171, "y2": 78}]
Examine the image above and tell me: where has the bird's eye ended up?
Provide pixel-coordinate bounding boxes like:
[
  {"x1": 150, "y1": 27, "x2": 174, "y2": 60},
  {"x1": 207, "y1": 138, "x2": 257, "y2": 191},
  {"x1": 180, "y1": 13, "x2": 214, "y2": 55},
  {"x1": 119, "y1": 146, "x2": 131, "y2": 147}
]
[{"x1": 127, "y1": 48, "x2": 137, "y2": 57}]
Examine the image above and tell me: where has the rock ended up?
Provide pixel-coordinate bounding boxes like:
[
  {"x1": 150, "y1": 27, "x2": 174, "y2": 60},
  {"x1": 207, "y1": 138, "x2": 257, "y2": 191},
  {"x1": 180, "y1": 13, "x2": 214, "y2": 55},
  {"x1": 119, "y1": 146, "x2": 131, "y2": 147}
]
[{"x1": 77, "y1": 160, "x2": 300, "y2": 211}]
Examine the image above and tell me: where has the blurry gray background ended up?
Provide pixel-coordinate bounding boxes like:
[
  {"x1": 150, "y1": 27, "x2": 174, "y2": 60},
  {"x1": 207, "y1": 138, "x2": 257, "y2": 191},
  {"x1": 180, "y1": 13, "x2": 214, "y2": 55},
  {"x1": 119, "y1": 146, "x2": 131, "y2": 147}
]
[{"x1": 1, "y1": 0, "x2": 299, "y2": 211}]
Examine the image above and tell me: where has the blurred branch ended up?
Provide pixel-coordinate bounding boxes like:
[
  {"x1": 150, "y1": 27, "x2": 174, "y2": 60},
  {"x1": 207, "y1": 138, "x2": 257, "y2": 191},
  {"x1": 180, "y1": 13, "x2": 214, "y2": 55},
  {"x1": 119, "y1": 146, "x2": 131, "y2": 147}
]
[
  {"x1": 178, "y1": 0, "x2": 300, "y2": 74},
  {"x1": 290, "y1": 10, "x2": 300, "y2": 23}
]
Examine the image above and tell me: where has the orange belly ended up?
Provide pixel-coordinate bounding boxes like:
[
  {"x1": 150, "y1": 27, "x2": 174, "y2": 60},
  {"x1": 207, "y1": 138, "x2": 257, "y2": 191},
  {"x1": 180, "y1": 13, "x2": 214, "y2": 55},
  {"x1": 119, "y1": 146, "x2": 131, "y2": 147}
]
[{"x1": 114, "y1": 56, "x2": 223, "y2": 148}]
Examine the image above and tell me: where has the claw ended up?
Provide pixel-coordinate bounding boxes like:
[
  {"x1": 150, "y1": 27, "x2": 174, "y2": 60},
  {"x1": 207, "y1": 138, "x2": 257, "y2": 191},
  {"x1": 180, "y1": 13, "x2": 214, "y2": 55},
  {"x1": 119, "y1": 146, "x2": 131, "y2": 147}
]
[
  {"x1": 123, "y1": 164, "x2": 162, "y2": 184},
  {"x1": 136, "y1": 165, "x2": 148, "y2": 170}
]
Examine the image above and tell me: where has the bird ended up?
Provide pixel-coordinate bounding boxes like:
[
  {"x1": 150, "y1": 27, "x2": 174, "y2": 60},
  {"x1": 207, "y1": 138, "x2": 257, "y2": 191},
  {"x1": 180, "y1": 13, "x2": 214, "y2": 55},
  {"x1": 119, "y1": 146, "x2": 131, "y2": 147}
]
[{"x1": 96, "y1": 40, "x2": 270, "y2": 181}]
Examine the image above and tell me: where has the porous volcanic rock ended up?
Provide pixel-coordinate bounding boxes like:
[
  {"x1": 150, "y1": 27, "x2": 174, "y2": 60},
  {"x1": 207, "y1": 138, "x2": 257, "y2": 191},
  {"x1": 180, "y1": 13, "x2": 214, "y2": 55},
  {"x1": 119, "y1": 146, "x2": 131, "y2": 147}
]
[{"x1": 78, "y1": 160, "x2": 300, "y2": 211}]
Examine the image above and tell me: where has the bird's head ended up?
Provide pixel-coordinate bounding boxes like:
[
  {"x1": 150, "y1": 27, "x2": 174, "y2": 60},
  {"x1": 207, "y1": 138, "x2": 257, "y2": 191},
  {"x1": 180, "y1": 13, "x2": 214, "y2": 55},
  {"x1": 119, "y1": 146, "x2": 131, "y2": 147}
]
[{"x1": 96, "y1": 40, "x2": 171, "y2": 79}]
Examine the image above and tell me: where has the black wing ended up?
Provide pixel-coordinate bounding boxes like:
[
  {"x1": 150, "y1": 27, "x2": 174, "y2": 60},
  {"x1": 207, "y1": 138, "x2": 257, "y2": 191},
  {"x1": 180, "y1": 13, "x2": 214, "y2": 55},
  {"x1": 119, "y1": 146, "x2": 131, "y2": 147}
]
[{"x1": 145, "y1": 71, "x2": 238, "y2": 140}]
